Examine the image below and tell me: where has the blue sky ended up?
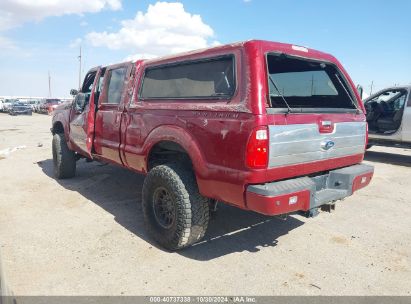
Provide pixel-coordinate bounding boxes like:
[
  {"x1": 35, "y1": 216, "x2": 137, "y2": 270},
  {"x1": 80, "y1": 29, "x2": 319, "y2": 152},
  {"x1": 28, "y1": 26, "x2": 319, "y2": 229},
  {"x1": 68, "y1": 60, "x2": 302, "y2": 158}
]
[{"x1": 0, "y1": 0, "x2": 410, "y2": 98}]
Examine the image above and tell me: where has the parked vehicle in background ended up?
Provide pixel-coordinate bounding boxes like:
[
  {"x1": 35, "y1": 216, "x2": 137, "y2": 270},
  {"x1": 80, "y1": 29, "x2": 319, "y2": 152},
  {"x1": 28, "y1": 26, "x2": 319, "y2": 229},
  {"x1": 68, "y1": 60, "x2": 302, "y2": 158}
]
[
  {"x1": 52, "y1": 40, "x2": 374, "y2": 250},
  {"x1": 0, "y1": 99, "x2": 4, "y2": 112},
  {"x1": 26, "y1": 100, "x2": 40, "y2": 112},
  {"x1": 39, "y1": 99, "x2": 62, "y2": 115},
  {"x1": 34, "y1": 100, "x2": 45, "y2": 113},
  {"x1": 364, "y1": 86, "x2": 411, "y2": 148},
  {"x1": 9, "y1": 102, "x2": 32, "y2": 116},
  {"x1": 2, "y1": 99, "x2": 17, "y2": 113}
]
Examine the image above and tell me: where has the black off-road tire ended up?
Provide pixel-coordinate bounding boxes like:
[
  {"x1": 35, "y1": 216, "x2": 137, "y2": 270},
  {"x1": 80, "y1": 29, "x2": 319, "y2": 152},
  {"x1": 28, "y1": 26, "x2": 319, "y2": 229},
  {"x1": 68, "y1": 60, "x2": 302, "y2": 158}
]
[
  {"x1": 52, "y1": 133, "x2": 76, "y2": 179},
  {"x1": 142, "y1": 163, "x2": 209, "y2": 250}
]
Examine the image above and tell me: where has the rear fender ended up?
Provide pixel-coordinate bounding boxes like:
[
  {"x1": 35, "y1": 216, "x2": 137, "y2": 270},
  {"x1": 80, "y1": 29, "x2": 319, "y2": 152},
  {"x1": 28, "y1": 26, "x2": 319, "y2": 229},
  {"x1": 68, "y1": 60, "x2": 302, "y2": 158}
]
[{"x1": 142, "y1": 125, "x2": 208, "y2": 185}]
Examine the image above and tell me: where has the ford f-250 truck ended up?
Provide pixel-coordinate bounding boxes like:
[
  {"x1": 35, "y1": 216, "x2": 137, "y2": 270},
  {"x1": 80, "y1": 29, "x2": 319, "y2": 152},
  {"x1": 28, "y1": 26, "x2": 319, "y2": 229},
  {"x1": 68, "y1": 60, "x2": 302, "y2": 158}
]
[{"x1": 52, "y1": 40, "x2": 374, "y2": 250}]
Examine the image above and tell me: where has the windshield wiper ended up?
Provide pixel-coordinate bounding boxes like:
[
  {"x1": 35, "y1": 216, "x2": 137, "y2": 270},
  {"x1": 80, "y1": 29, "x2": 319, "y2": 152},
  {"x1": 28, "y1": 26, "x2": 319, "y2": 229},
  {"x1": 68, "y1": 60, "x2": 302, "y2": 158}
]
[
  {"x1": 335, "y1": 73, "x2": 361, "y2": 114},
  {"x1": 268, "y1": 75, "x2": 292, "y2": 114}
]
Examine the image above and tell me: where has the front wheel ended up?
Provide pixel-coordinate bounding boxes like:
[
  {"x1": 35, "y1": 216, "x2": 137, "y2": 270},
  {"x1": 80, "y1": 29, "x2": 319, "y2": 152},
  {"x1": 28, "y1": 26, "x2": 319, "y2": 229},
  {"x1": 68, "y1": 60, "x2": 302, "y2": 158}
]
[
  {"x1": 142, "y1": 163, "x2": 209, "y2": 250},
  {"x1": 52, "y1": 133, "x2": 76, "y2": 179}
]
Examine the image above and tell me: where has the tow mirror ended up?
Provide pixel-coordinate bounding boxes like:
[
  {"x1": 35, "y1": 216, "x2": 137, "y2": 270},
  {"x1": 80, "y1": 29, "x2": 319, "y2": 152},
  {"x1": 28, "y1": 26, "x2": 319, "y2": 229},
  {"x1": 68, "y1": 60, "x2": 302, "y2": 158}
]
[
  {"x1": 70, "y1": 89, "x2": 79, "y2": 96},
  {"x1": 356, "y1": 85, "x2": 363, "y2": 100}
]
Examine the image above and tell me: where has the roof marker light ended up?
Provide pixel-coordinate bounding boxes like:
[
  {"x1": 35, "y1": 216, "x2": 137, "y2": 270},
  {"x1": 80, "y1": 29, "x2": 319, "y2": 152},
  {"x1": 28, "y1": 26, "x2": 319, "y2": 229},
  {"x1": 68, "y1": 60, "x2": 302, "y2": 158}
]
[{"x1": 292, "y1": 45, "x2": 308, "y2": 53}]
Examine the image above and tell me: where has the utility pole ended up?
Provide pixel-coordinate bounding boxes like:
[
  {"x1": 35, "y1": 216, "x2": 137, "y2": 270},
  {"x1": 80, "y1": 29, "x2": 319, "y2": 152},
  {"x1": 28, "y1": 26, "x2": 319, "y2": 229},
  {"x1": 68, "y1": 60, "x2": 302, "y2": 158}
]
[
  {"x1": 78, "y1": 45, "x2": 82, "y2": 90},
  {"x1": 48, "y1": 71, "x2": 52, "y2": 97},
  {"x1": 370, "y1": 80, "x2": 374, "y2": 95}
]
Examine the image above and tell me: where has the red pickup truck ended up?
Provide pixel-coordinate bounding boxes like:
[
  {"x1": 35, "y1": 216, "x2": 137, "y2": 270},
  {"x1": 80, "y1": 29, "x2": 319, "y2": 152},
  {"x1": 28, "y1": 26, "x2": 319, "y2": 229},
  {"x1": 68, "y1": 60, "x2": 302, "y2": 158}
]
[{"x1": 52, "y1": 40, "x2": 373, "y2": 250}]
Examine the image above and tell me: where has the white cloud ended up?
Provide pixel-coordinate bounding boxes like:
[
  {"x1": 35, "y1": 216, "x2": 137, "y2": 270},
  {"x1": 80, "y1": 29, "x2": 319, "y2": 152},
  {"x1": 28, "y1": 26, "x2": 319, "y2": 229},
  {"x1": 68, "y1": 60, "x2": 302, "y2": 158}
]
[
  {"x1": 69, "y1": 38, "x2": 82, "y2": 48},
  {"x1": 0, "y1": 0, "x2": 122, "y2": 31},
  {"x1": 0, "y1": 34, "x2": 33, "y2": 58},
  {"x1": 124, "y1": 53, "x2": 158, "y2": 61},
  {"x1": 86, "y1": 1, "x2": 219, "y2": 58},
  {"x1": 0, "y1": 35, "x2": 16, "y2": 49}
]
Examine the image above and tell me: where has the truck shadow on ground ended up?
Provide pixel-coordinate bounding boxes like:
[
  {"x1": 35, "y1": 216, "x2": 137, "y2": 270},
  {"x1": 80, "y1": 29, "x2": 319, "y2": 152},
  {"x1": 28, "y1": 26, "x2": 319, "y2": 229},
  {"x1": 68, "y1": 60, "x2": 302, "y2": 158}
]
[
  {"x1": 38, "y1": 159, "x2": 304, "y2": 261},
  {"x1": 365, "y1": 150, "x2": 411, "y2": 167}
]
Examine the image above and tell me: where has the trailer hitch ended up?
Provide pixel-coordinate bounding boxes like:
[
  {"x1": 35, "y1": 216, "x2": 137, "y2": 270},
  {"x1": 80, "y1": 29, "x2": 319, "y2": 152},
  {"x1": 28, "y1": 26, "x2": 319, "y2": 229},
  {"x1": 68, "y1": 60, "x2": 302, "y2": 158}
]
[{"x1": 321, "y1": 203, "x2": 336, "y2": 213}]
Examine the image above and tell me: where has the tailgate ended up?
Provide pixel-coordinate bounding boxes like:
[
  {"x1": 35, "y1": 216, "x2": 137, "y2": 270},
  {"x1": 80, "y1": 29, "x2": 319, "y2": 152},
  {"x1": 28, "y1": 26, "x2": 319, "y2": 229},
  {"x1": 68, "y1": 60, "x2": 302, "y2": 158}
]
[
  {"x1": 268, "y1": 121, "x2": 366, "y2": 167},
  {"x1": 265, "y1": 52, "x2": 366, "y2": 169}
]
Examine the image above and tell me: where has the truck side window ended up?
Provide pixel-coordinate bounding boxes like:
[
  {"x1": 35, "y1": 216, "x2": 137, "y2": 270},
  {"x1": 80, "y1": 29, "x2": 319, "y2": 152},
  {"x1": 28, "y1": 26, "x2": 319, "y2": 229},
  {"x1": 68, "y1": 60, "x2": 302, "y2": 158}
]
[
  {"x1": 393, "y1": 93, "x2": 407, "y2": 110},
  {"x1": 81, "y1": 72, "x2": 97, "y2": 93},
  {"x1": 93, "y1": 69, "x2": 105, "y2": 108},
  {"x1": 140, "y1": 55, "x2": 235, "y2": 100},
  {"x1": 370, "y1": 90, "x2": 407, "y2": 111},
  {"x1": 95, "y1": 71, "x2": 105, "y2": 94},
  {"x1": 104, "y1": 67, "x2": 127, "y2": 104},
  {"x1": 81, "y1": 72, "x2": 97, "y2": 105}
]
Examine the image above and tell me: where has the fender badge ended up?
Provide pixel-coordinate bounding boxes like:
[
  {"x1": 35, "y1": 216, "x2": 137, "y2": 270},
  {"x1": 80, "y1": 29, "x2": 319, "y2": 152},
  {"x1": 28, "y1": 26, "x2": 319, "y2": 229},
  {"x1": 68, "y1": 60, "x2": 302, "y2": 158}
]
[{"x1": 321, "y1": 140, "x2": 335, "y2": 151}]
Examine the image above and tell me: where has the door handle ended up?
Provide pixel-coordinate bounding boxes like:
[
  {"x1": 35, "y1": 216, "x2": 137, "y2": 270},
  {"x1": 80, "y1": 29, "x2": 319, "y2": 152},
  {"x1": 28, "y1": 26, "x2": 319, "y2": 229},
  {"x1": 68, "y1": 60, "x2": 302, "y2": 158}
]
[{"x1": 319, "y1": 120, "x2": 334, "y2": 133}]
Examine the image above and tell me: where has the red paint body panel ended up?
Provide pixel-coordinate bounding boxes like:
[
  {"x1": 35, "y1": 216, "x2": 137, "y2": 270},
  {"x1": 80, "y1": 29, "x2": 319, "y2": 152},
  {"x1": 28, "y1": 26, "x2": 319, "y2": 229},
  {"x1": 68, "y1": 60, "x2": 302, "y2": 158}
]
[
  {"x1": 352, "y1": 172, "x2": 373, "y2": 193},
  {"x1": 245, "y1": 169, "x2": 374, "y2": 216},
  {"x1": 85, "y1": 68, "x2": 103, "y2": 155},
  {"x1": 246, "y1": 190, "x2": 311, "y2": 216},
  {"x1": 52, "y1": 40, "x2": 373, "y2": 214}
]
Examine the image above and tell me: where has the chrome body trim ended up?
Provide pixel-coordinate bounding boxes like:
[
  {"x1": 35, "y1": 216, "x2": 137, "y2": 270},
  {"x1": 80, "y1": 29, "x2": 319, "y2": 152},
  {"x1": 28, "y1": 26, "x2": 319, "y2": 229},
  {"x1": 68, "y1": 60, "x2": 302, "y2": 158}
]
[{"x1": 268, "y1": 122, "x2": 366, "y2": 167}]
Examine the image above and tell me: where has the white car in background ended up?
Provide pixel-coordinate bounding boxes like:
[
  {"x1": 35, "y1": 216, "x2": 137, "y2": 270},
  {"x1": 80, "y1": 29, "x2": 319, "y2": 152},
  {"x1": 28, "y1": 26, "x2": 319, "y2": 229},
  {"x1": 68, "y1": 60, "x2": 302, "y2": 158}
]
[
  {"x1": 364, "y1": 86, "x2": 411, "y2": 148},
  {"x1": 2, "y1": 99, "x2": 16, "y2": 113},
  {"x1": 27, "y1": 100, "x2": 41, "y2": 112}
]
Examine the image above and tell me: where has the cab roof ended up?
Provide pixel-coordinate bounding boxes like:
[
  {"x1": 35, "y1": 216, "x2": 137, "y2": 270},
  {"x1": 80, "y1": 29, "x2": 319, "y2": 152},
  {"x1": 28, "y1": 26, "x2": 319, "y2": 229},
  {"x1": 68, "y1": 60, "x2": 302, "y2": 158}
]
[
  {"x1": 143, "y1": 39, "x2": 337, "y2": 65},
  {"x1": 94, "y1": 40, "x2": 338, "y2": 71}
]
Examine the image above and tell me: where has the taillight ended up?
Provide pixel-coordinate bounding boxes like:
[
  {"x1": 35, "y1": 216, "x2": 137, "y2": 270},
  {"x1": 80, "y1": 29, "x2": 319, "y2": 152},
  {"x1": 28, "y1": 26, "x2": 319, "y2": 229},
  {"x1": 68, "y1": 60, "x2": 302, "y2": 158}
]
[{"x1": 246, "y1": 126, "x2": 269, "y2": 169}]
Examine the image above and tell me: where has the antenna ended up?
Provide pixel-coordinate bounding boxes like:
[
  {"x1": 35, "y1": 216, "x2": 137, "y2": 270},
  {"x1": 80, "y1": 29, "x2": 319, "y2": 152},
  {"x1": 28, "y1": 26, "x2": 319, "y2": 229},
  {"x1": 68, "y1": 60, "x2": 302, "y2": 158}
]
[
  {"x1": 48, "y1": 71, "x2": 52, "y2": 97},
  {"x1": 78, "y1": 45, "x2": 82, "y2": 90}
]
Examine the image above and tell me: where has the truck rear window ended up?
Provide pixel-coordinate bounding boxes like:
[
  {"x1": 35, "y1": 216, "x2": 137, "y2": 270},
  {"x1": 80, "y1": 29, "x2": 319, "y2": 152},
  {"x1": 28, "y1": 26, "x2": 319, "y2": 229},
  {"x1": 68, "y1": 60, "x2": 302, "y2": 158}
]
[
  {"x1": 140, "y1": 56, "x2": 235, "y2": 100},
  {"x1": 267, "y1": 54, "x2": 358, "y2": 111}
]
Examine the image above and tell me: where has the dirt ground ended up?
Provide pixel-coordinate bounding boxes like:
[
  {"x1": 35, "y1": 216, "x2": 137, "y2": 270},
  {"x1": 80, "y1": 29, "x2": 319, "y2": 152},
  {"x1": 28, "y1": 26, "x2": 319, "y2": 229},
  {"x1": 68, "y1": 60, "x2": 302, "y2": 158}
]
[{"x1": 0, "y1": 113, "x2": 410, "y2": 296}]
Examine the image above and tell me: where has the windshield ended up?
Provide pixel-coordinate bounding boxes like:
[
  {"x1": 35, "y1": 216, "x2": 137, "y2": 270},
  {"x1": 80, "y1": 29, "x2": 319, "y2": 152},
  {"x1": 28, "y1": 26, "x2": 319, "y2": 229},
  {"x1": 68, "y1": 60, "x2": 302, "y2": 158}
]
[{"x1": 267, "y1": 54, "x2": 357, "y2": 111}]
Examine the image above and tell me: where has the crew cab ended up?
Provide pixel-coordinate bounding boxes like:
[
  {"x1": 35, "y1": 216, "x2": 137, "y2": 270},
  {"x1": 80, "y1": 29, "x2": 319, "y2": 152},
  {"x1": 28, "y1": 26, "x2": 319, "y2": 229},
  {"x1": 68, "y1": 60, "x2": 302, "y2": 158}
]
[
  {"x1": 52, "y1": 40, "x2": 373, "y2": 250},
  {"x1": 364, "y1": 86, "x2": 411, "y2": 148}
]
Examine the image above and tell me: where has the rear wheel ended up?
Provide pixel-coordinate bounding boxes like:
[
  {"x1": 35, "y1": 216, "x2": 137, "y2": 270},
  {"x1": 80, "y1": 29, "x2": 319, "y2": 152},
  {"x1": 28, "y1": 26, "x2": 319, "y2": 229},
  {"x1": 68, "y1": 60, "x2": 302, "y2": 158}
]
[
  {"x1": 142, "y1": 163, "x2": 209, "y2": 250},
  {"x1": 52, "y1": 133, "x2": 76, "y2": 179}
]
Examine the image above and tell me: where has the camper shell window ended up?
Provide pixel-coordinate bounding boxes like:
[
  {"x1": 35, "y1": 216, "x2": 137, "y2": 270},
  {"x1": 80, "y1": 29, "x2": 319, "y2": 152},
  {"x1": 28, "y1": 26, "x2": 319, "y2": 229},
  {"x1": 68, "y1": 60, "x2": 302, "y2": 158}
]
[
  {"x1": 266, "y1": 53, "x2": 358, "y2": 113},
  {"x1": 140, "y1": 55, "x2": 235, "y2": 100}
]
